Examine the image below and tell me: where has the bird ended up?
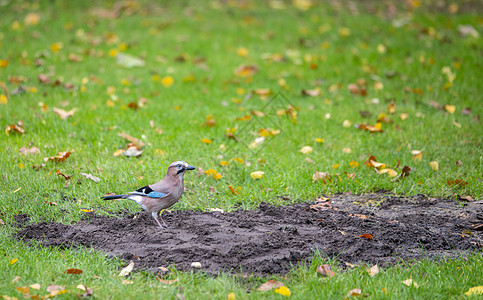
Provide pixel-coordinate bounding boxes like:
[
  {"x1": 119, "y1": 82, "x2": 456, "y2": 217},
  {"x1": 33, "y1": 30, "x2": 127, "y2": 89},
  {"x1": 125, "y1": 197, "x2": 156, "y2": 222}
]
[{"x1": 101, "y1": 161, "x2": 195, "y2": 228}]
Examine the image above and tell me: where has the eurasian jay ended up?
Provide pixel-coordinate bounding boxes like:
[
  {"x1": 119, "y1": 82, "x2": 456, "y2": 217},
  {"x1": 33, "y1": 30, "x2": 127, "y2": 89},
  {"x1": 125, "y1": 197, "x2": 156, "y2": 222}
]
[{"x1": 101, "y1": 161, "x2": 195, "y2": 228}]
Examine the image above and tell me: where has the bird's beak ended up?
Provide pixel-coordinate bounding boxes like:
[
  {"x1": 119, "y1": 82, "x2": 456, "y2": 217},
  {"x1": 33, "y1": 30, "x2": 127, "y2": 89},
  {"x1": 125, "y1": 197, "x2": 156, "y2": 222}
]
[{"x1": 186, "y1": 165, "x2": 195, "y2": 170}]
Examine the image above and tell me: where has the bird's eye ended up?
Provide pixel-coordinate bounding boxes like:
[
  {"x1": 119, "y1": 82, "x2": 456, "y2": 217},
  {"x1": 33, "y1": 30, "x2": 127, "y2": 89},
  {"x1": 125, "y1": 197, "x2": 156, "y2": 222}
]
[{"x1": 177, "y1": 164, "x2": 182, "y2": 168}]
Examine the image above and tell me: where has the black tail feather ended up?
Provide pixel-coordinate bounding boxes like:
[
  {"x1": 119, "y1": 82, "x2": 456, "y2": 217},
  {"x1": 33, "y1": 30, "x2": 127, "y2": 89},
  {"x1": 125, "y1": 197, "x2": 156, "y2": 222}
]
[{"x1": 101, "y1": 194, "x2": 128, "y2": 200}]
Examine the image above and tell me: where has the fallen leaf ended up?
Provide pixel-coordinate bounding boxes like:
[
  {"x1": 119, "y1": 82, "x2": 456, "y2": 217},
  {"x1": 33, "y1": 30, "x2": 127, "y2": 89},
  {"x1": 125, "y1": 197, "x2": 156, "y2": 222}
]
[
  {"x1": 53, "y1": 107, "x2": 78, "y2": 120},
  {"x1": 367, "y1": 265, "x2": 379, "y2": 277},
  {"x1": 29, "y1": 283, "x2": 40, "y2": 290},
  {"x1": 355, "y1": 123, "x2": 384, "y2": 133},
  {"x1": 250, "y1": 171, "x2": 265, "y2": 179},
  {"x1": 447, "y1": 179, "x2": 468, "y2": 187},
  {"x1": 38, "y1": 74, "x2": 50, "y2": 84},
  {"x1": 257, "y1": 280, "x2": 284, "y2": 291},
  {"x1": 161, "y1": 76, "x2": 174, "y2": 87},
  {"x1": 156, "y1": 277, "x2": 178, "y2": 285},
  {"x1": 122, "y1": 280, "x2": 134, "y2": 285},
  {"x1": 387, "y1": 102, "x2": 396, "y2": 114},
  {"x1": 316, "y1": 264, "x2": 336, "y2": 277},
  {"x1": 191, "y1": 262, "x2": 202, "y2": 268},
  {"x1": 81, "y1": 209, "x2": 94, "y2": 212},
  {"x1": 16, "y1": 286, "x2": 29, "y2": 294},
  {"x1": 9, "y1": 258, "x2": 18, "y2": 265},
  {"x1": 235, "y1": 65, "x2": 258, "y2": 77},
  {"x1": 226, "y1": 292, "x2": 236, "y2": 300},
  {"x1": 5, "y1": 121, "x2": 25, "y2": 135},
  {"x1": 56, "y1": 170, "x2": 71, "y2": 180},
  {"x1": 444, "y1": 104, "x2": 456, "y2": 114},
  {"x1": 123, "y1": 145, "x2": 143, "y2": 157},
  {"x1": 401, "y1": 278, "x2": 419, "y2": 288},
  {"x1": 349, "y1": 214, "x2": 369, "y2": 219},
  {"x1": 201, "y1": 138, "x2": 212, "y2": 144},
  {"x1": 228, "y1": 186, "x2": 239, "y2": 195},
  {"x1": 76, "y1": 284, "x2": 93, "y2": 297},
  {"x1": 204, "y1": 169, "x2": 222, "y2": 180},
  {"x1": 344, "y1": 262, "x2": 357, "y2": 269},
  {"x1": 345, "y1": 288, "x2": 362, "y2": 297},
  {"x1": 46, "y1": 284, "x2": 65, "y2": 293},
  {"x1": 310, "y1": 201, "x2": 332, "y2": 211},
  {"x1": 359, "y1": 233, "x2": 373, "y2": 240},
  {"x1": 301, "y1": 88, "x2": 321, "y2": 97},
  {"x1": 465, "y1": 286, "x2": 483, "y2": 296},
  {"x1": 429, "y1": 161, "x2": 438, "y2": 171},
  {"x1": 80, "y1": 173, "x2": 100, "y2": 182},
  {"x1": 64, "y1": 268, "x2": 83, "y2": 274},
  {"x1": 44, "y1": 151, "x2": 71, "y2": 163},
  {"x1": 116, "y1": 53, "x2": 145, "y2": 68},
  {"x1": 118, "y1": 261, "x2": 134, "y2": 277},
  {"x1": 118, "y1": 132, "x2": 145, "y2": 148},
  {"x1": 312, "y1": 172, "x2": 331, "y2": 184},
  {"x1": 411, "y1": 150, "x2": 423, "y2": 161},
  {"x1": 458, "y1": 195, "x2": 473, "y2": 202},
  {"x1": 399, "y1": 113, "x2": 409, "y2": 120},
  {"x1": 19, "y1": 146, "x2": 40, "y2": 155},
  {"x1": 299, "y1": 146, "x2": 313, "y2": 154},
  {"x1": 274, "y1": 286, "x2": 291, "y2": 297},
  {"x1": 379, "y1": 168, "x2": 398, "y2": 177}
]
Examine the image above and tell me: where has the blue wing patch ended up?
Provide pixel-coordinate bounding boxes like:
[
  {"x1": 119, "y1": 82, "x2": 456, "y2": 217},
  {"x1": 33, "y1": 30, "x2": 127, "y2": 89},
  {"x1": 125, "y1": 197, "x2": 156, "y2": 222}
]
[{"x1": 147, "y1": 191, "x2": 167, "y2": 198}]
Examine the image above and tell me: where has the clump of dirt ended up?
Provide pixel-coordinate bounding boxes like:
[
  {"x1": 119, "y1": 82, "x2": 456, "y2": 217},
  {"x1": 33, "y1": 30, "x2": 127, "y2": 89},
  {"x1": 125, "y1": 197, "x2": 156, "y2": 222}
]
[{"x1": 15, "y1": 193, "x2": 482, "y2": 275}]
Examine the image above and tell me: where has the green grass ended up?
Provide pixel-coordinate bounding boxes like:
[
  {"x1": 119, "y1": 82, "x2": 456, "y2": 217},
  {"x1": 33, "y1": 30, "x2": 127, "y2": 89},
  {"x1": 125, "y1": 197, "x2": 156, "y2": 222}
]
[{"x1": 0, "y1": 0, "x2": 482, "y2": 298}]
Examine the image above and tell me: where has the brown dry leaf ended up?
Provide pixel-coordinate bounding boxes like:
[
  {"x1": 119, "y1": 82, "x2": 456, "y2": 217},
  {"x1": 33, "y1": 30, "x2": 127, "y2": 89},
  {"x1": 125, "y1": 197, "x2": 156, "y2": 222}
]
[
  {"x1": 5, "y1": 121, "x2": 25, "y2": 135},
  {"x1": 76, "y1": 284, "x2": 93, "y2": 297},
  {"x1": 156, "y1": 276, "x2": 178, "y2": 285},
  {"x1": 19, "y1": 146, "x2": 40, "y2": 155},
  {"x1": 80, "y1": 173, "x2": 101, "y2": 182},
  {"x1": 46, "y1": 284, "x2": 65, "y2": 293},
  {"x1": 458, "y1": 195, "x2": 473, "y2": 202},
  {"x1": 64, "y1": 268, "x2": 83, "y2": 274},
  {"x1": 411, "y1": 150, "x2": 423, "y2": 161},
  {"x1": 253, "y1": 89, "x2": 272, "y2": 96},
  {"x1": 428, "y1": 100, "x2": 443, "y2": 110},
  {"x1": 367, "y1": 265, "x2": 379, "y2": 277},
  {"x1": 257, "y1": 280, "x2": 284, "y2": 291},
  {"x1": 301, "y1": 89, "x2": 321, "y2": 97},
  {"x1": 355, "y1": 123, "x2": 383, "y2": 133},
  {"x1": 127, "y1": 102, "x2": 139, "y2": 110},
  {"x1": 56, "y1": 170, "x2": 71, "y2": 180},
  {"x1": 316, "y1": 264, "x2": 336, "y2": 277},
  {"x1": 118, "y1": 261, "x2": 134, "y2": 276},
  {"x1": 312, "y1": 172, "x2": 331, "y2": 184},
  {"x1": 359, "y1": 233, "x2": 373, "y2": 240},
  {"x1": 387, "y1": 102, "x2": 396, "y2": 114},
  {"x1": 345, "y1": 288, "x2": 362, "y2": 297},
  {"x1": 53, "y1": 107, "x2": 78, "y2": 120},
  {"x1": 32, "y1": 164, "x2": 46, "y2": 171},
  {"x1": 349, "y1": 214, "x2": 369, "y2": 219},
  {"x1": 310, "y1": 201, "x2": 332, "y2": 211},
  {"x1": 447, "y1": 179, "x2": 468, "y2": 187},
  {"x1": 118, "y1": 132, "x2": 145, "y2": 148},
  {"x1": 44, "y1": 151, "x2": 71, "y2": 162},
  {"x1": 228, "y1": 185, "x2": 239, "y2": 195},
  {"x1": 38, "y1": 74, "x2": 50, "y2": 84},
  {"x1": 204, "y1": 115, "x2": 216, "y2": 127},
  {"x1": 344, "y1": 262, "x2": 357, "y2": 269},
  {"x1": 235, "y1": 65, "x2": 258, "y2": 77}
]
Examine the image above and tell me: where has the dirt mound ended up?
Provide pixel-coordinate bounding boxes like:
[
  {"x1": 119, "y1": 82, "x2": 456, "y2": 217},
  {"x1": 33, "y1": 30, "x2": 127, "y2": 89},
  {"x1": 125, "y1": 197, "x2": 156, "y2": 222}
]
[{"x1": 16, "y1": 193, "x2": 482, "y2": 275}]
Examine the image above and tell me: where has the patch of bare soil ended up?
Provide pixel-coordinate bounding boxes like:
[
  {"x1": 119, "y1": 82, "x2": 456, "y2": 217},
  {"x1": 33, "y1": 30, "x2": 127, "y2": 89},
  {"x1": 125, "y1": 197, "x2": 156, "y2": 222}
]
[{"x1": 15, "y1": 193, "x2": 482, "y2": 275}]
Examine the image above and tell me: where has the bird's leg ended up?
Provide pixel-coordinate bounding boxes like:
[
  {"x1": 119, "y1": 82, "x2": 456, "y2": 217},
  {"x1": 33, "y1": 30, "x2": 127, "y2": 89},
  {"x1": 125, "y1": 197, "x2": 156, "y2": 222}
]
[
  {"x1": 159, "y1": 210, "x2": 169, "y2": 228},
  {"x1": 151, "y1": 212, "x2": 164, "y2": 229}
]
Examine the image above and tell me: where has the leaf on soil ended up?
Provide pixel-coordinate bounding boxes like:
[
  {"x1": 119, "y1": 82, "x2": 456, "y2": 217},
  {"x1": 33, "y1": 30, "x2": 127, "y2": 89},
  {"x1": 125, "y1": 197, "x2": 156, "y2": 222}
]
[
  {"x1": 367, "y1": 265, "x2": 379, "y2": 277},
  {"x1": 257, "y1": 280, "x2": 284, "y2": 291},
  {"x1": 116, "y1": 53, "x2": 145, "y2": 68},
  {"x1": 401, "y1": 278, "x2": 419, "y2": 288},
  {"x1": 458, "y1": 195, "x2": 473, "y2": 202},
  {"x1": 19, "y1": 146, "x2": 40, "y2": 155},
  {"x1": 44, "y1": 151, "x2": 71, "y2": 163},
  {"x1": 235, "y1": 65, "x2": 258, "y2": 77},
  {"x1": 429, "y1": 161, "x2": 438, "y2": 171},
  {"x1": 118, "y1": 261, "x2": 134, "y2": 277},
  {"x1": 80, "y1": 173, "x2": 100, "y2": 182},
  {"x1": 76, "y1": 284, "x2": 93, "y2": 297},
  {"x1": 5, "y1": 121, "x2": 25, "y2": 135},
  {"x1": 359, "y1": 234, "x2": 373, "y2": 240},
  {"x1": 64, "y1": 268, "x2": 83, "y2": 274},
  {"x1": 316, "y1": 264, "x2": 336, "y2": 277},
  {"x1": 344, "y1": 262, "x2": 357, "y2": 269},
  {"x1": 250, "y1": 171, "x2": 265, "y2": 179},
  {"x1": 312, "y1": 172, "x2": 331, "y2": 184},
  {"x1": 310, "y1": 201, "x2": 332, "y2": 211},
  {"x1": 274, "y1": 286, "x2": 291, "y2": 297},
  {"x1": 118, "y1": 132, "x2": 145, "y2": 148},
  {"x1": 349, "y1": 214, "x2": 369, "y2": 219},
  {"x1": 447, "y1": 179, "x2": 468, "y2": 187},
  {"x1": 465, "y1": 286, "x2": 483, "y2": 296},
  {"x1": 53, "y1": 107, "x2": 78, "y2": 120},
  {"x1": 345, "y1": 288, "x2": 362, "y2": 297}
]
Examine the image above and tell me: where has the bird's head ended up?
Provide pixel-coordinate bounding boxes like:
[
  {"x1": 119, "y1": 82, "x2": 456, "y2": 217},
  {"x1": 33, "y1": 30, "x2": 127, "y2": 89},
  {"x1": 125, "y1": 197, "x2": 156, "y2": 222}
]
[{"x1": 167, "y1": 161, "x2": 195, "y2": 178}]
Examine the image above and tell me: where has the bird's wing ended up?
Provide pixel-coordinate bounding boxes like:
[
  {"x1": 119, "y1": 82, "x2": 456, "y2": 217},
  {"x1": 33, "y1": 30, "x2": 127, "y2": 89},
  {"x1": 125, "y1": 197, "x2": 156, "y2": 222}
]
[{"x1": 129, "y1": 185, "x2": 169, "y2": 198}]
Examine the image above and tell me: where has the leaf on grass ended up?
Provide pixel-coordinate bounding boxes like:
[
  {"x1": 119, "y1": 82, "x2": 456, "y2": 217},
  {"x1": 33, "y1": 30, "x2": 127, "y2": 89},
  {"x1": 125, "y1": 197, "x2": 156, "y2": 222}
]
[
  {"x1": 301, "y1": 88, "x2": 321, "y2": 97},
  {"x1": 38, "y1": 74, "x2": 50, "y2": 84},
  {"x1": 56, "y1": 170, "x2": 71, "y2": 180},
  {"x1": 228, "y1": 186, "x2": 239, "y2": 195},
  {"x1": 64, "y1": 268, "x2": 83, "y2": 274},
  {"x1": 411, "y1": 150, "x2": 423, "y2": 161},
  {"x1": 355, "y1": 123, "x2": 383, "y2": 133},
  {"x1": 16, "y1": 286, "x2": 29, "y2": 294},
  {"x1": 116, "y1": 53, "x2": 145, "y2": 68},
  {"x1": 226, "y1": 292, "x2": 235, "y2": 300},
  {"x1": 118, "y1": 132, "x2": 145, "y2": 148},
  {"x1": 53, "y1": 107, "x2": 78, "y2": 120},
  {"x1": 345, "y1": 288, "x2": 362, "y2": 297},
  {"x1": 204, "y1": 169, "x2": 222, "y2": 180},
  {"x1": 156, "y1": 276, "x2": 178, "y2": 285},
  {"x1": 312, "y1": 172, "x2": 331, "y2": 184},
  {"x1": 274, "y1": 286, "x2": 291, "y2": 297},
  {"x1": 30, "y1": 283, "x2": 41, "y2": 290},
  {"x1": 359, "y1": 234, "x2": 373, "y2": 240},
  {"x1": 201, "y1": 138, "x2": 212, "y2": 144},
  {"x1": 447, "y1": 179, "x2": 468, "y2": 187},
  {"x1": 19, "y1": 146, "x2": 40, "y2": 155},
  {"x1": 5, "y1": 121, "x2": 25, "y2": 135},
  {"x1": 250, "y1": 171, "x2": 265, "y2": 179},
  {"x1": 444, "y1": 104, "x2": 456, "y2": 114},
  {"x1": 316, "y1": 264, "x2": 336, "y2": 277},
  {"x1": 465, "y1": 286, "x2": 483, "y2": 296},
  {"x1": 9, "y1": 258, "x2": 18, "y2": 265},
  {"x1": 367, "y1": 265, "x2": 379, "y2": 277},
  {"x1": 80, "y1": 173, "x2": 100, "y2": 182},
  {"x1": 161, "y1": 76, "x2": 174, "y2": 87},
  {"x1": 257, "y1": 280, "x2": 284, "y2": 291},
  {"x1": 122, "y1": 145, "x2": 143, "y2": 157},
  {"x1": 299, "y1": 146, "x2": 313, "y2": 154},
  {"x1": 46, "y1": 284, "x2": 65, "y2": 293},
  {"x1": 76, "y1": 284, "x2": 93, "y2": 297},
  {"x1": 118, "y1": 261, "x2": 134, "y2": 277},
  {"x1": 122, "y1": 280, "x2": 134, "y2": 285},
  {"x1": 401, "y1": 278, "x2": 419, "y2": 288},
  {"x1": 429, "y1": 161, "x2": 438, "y2": 171},
  {"x1": 44, "y1": 151, "x2": 71, "y2": 163},
  {"x1": 235, "y1": 65, "x2": 258, "y2": 77},
  {"x1": 378, "y1": 168, "x2": 398, "y2": 177}
]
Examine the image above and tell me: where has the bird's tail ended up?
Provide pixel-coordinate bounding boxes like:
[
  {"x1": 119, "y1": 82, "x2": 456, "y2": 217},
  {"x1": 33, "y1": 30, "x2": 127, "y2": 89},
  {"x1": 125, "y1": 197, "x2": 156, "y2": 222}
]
[{"x1": 101, "y1": 194, "x2": 129, "y2": 200}]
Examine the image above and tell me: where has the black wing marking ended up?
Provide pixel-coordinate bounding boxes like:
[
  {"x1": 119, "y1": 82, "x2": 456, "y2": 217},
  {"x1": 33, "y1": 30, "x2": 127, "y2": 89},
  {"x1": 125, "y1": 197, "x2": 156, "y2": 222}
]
[{"x1": 135, "y1": 185, "x2": 153, "y2": 194}]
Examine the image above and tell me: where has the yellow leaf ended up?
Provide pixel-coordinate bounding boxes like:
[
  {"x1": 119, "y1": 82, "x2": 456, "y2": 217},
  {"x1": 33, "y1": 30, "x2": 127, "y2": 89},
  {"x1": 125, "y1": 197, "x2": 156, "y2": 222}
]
[
  {"x1": 213, "y1": 173, "x2": 222, "y2": 180},
  {"x1": 444, "y1": 104, "x2": 456, "y2": 114},
  {"x1": 237, "y1": 47, "x2": 248, "y2": 57},
  {"x1": 274, "y1": 286, "x2": 291, "y2": 297},
  {"x1": 24, "y1": 12, "x2": 40, "y2": 26},
  {"x1": 113, "y1": 149, "x2": 124, "y2": 157},
  {"x1": 399, "y1": 113, "x2": 409, "y2": 120},
  {"x1": 81, "y1": 209, "x2": 94, "y2": 212},
  {"x1": 412, "y1": 150, "x2": 423, "y2": 162},
  {"x1": 219, "y1": 161, "x2": 229, "y2": 166},
  {"x1": 465, "y1": 286, "x2": 483, "y2": 296},
  {"x1": 299, "y1": 146, "x2": 313, "y2": 154},
  {"x1": 9, "y1": 258, "x2": 18, "y2": 265},
  {"x1": 349, "y1": 161, "x2": 359, "y2": 168},
  {"x1": 51, "y1": 42, "x2": 63, "y2": 52},
  {"x1": 332, "y1": 164, "x2": 339, "y2": 169},
  {"x1": 106, "y1": 100, "x2": 115, "y2": 107},
  {"x1": 342, "y1": 148, "x2": 352, "y2": 153},
  {"x1": 339, "y1": 27, "x2": 351, "y2": 37},
  {"x1": 233, "y1": 158, "x2": 244, "y2": 164},
  {"x1": 161, "y1": 76, "x2": 174, "y2": 87},
  {"x1": 343, "y1": 120, "x2": 352, "y2": 128},
  {"x1": 377, "y1": 44, "x2": 386, "y2": 54},
  {"x1": 0, "y1": 94, "x2": 7, "y2": 104},
  {"x1": 0, "y1": 59, "x2": 9, "y2": 67},
  {"x1": 379, "y1": 168, "x2": 397, "y2": 177},
  {"x1": 226, "y1": 292, "x2": 236, "y2": 300},
  {"x1": 250, "y1": 171, "x2": 265, "y2": 179},
  {"x1": 315, "y1": 138, "x2": 324, "y2": 143},
  {"x1": 201, "y1": 138, "x2": 212, "y2": 144},
  {"x1": 30, "y1": 283, "x2": 41, "y2": 290}
]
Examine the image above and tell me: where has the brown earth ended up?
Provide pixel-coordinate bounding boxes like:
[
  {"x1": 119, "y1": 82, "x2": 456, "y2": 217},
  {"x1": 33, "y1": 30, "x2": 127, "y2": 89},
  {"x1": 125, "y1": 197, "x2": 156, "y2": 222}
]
[{"x1": 15, "y1": 193, "x2": 482, "y2": 276}]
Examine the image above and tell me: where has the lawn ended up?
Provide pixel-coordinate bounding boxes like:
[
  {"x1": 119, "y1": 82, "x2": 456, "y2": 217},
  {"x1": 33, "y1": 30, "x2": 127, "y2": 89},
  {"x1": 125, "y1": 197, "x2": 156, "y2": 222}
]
[{"x1": 0, "y1": 0, "x2": 482, "y2": 299}]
